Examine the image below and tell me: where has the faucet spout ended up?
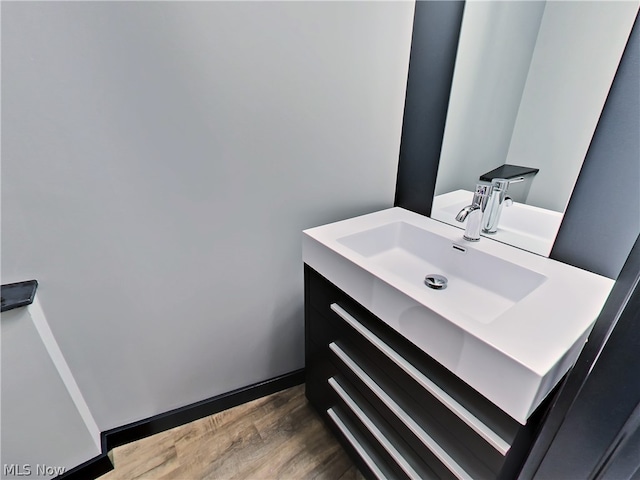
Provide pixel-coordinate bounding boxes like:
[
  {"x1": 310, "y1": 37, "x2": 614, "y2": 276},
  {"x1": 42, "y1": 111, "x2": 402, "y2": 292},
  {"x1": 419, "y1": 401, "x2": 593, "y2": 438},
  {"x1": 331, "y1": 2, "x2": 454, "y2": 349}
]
[
  {"x1": 456, "y1": 204, "x2": 482, "y2": 241},
  {"x1": 455, "y1": 205, "x2": 477, "y2": 222}
]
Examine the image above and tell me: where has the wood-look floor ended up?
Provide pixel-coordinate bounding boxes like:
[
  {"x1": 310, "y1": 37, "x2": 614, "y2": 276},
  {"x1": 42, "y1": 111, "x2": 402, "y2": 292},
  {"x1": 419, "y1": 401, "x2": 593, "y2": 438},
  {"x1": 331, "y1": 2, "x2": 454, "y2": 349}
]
[{"x1": 98, "y1": 385, "x2": 364, "y2": 480}]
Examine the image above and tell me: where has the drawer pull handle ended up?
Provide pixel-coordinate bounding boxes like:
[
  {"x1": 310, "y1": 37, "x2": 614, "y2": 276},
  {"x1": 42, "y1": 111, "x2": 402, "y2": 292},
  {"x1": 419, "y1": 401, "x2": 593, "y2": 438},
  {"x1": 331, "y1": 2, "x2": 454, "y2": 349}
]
[
  {"x1": 327, "y1": 408, "x2": 386, "y2": 480},
  {"x1": 330, "y1": 349, "x2": 472, "y2": 480},
  {"x1": 330, "y1": 302, "x2": 511, "y2": 455},
  {"x1": 328, "y1": 377, "x2": 422, "y2": 480}
]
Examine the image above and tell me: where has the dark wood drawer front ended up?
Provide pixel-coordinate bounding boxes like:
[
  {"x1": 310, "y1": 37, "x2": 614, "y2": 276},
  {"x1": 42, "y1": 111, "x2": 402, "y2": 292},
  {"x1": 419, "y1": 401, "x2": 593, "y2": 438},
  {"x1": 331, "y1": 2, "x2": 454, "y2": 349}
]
[
  {"x1": 307, "y1": 345, "x2": 421, "y2": 479},
  {"x1": 325, "y1": 405, "x2": 411, "y2": 480},
  {"x1": 331, "y1": 340, "x2": 505, "y2": 477},
  {"x1": 329, "y1": 375, "x2": 446, "y2": 480},
  {"x1": 305, "y1": 339, "x2": 338, "y2": 408},
  {"x1": 308, "y1": 338, "x2": 470, "y2": 479},
  {"x1": 306, "y1": 305, "x2": 340, "y2": 351}
]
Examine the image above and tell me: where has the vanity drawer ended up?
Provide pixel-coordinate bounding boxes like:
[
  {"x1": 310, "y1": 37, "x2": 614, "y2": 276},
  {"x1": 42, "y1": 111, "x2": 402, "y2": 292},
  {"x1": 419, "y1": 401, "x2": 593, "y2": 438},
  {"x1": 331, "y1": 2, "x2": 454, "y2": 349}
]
[
  {"x1": 327, "y1": 377, "x2": 444, "y2": 480},
  {"x1": 305, "y1": 339, "x2": 337, "y2": 411},
  {"x1": 330, "y1": 340, "x2": 502, "y2": 478},
  {"x1": 306, "y1": 350, "x2": 421, "y2": 480},
  {"x1": 325, "y1": 405, "x2": 410, "y2": 480},
  {"x1": 308, "y1": 337, "x2": 502, "y2": 479},
  {"x1": 306, "y1": 303, "x2": 340, "y2": 350}
]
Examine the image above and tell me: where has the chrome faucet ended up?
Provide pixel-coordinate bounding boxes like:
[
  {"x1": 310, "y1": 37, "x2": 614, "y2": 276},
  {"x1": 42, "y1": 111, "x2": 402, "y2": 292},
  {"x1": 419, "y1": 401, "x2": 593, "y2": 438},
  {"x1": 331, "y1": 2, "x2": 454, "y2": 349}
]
[
  {"x1": 482, "y1": 177, "x2": 523, "y2": 234},
  {"x1": 455, "y1": 184, "x2": 490, "y2": 241}
]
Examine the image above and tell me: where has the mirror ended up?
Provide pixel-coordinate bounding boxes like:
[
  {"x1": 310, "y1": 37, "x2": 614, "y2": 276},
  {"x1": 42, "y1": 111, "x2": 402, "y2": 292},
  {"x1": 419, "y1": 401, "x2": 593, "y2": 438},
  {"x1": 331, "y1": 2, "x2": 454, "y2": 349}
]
[{"x1": 431, "y1": 1, "x2": 638, "y2": 256}]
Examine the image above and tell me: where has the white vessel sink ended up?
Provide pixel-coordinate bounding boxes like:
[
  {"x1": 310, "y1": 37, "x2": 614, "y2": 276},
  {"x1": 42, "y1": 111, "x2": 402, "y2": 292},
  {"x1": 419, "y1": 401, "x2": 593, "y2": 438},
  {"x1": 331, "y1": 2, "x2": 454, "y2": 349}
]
[
  {"x1": 431, "y1": 189, "x2": 563, "y2": 256},
  {"x1": 303, "y1": 207, "x2": 614, "y2": 424}
]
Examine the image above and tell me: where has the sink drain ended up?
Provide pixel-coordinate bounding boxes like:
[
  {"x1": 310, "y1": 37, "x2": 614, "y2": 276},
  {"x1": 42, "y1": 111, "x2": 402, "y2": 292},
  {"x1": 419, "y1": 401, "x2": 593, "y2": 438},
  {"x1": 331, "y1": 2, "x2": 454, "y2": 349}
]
[{"x1": 425, "y1": 274, "x2": 448, "y2": 290}]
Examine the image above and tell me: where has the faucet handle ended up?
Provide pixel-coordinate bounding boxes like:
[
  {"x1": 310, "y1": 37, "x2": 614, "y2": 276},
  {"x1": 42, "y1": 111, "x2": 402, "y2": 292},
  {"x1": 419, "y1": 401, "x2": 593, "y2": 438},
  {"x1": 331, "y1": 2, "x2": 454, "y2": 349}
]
[
  {"x1": 492, "y1": 177, "x2": 524, "y2": 191},
  {"x1": 472, "y1": 183, "x2": 491, "y2": 209},
  {"x1": 474, "y1": 183, "x2": 492, "y2": 195}
]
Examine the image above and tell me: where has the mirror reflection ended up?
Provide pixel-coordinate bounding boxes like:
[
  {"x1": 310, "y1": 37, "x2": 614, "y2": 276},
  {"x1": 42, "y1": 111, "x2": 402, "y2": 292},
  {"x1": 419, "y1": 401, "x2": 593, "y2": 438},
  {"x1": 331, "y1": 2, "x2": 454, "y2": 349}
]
[{"x1": 431, "y1": 0, "x2": 638, "y2": 256}]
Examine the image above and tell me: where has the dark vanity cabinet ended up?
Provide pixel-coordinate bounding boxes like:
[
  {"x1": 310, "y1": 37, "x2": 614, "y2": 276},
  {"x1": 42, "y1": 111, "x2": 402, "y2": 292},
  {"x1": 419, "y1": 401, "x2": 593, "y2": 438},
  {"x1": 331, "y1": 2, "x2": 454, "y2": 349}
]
[{"x1": 304, "y1": 265, "x2": 551, "y2": 479}]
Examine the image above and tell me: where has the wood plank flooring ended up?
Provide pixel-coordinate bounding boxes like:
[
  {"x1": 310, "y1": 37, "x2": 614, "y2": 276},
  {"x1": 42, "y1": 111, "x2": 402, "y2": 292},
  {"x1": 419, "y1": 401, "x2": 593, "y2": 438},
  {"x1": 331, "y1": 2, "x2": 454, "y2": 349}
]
[{"x1": 98, "y1": 385, "x2": 364, "y2": 480}]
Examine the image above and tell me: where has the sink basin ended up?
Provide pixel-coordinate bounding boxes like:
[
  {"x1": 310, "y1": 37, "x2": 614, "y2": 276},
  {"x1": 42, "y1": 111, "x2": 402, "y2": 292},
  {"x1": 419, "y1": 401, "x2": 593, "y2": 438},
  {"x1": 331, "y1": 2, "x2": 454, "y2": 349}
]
[
  {"x1": 431, "y1": 189, "x2": 563, "y2": 256},
  {"x1": 303, "y1": 207, "x2": 614, "y2": 423},
  {"x1": 337, "y1": 221, "x2": 546, "y2": 324}
]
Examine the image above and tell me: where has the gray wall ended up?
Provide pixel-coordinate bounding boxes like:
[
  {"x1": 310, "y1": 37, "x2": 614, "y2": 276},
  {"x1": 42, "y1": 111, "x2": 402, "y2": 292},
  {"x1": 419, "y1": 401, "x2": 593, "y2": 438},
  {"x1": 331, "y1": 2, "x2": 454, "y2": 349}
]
[
  {"x1": 550, "y1": 9, "x2": 640, "y2": 280},
  {"x1": 508, "y1": 1, "x2": 638, "y2": 212},
  {"x1": 1, "y1": 1, "x2": 414, "y2": 432}
]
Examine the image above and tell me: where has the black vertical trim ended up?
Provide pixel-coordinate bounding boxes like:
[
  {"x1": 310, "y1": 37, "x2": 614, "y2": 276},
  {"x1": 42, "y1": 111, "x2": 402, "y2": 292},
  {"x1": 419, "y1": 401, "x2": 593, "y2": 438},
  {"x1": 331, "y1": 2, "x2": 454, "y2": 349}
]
[
  {"x1": 518, "y1": 234, "x2": 640, "y2": 479},
  {"x1": 550, "y1": 11, "x2": 640, "y2": 279},
  {"x1": 394, "y1": 0, "x2": 465, "y2": 216}
]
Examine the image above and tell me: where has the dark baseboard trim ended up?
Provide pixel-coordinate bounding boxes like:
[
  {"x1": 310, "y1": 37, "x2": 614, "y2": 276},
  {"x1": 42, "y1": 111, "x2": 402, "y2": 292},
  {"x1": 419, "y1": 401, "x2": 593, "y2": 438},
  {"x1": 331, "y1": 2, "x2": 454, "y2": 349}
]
[
  {"x1": 57, "y1": 368, "x2": 305, "y2": 480},
  {"x1": 55, "y1": 444, "x2": 113, "y2": 480}
]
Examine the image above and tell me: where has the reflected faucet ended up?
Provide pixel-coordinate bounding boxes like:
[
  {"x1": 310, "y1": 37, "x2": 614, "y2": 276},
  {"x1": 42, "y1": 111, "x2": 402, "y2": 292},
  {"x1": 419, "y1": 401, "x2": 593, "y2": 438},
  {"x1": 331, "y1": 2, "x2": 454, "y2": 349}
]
[
  {"x1": 456, "y1": 178, "x2": 523, "y2": 241},
  {"x1": 455, "y1": 184, "x2": 490, "y2": 241},
  {"x1": 482, "y1": 177, "x2": 523, "y2": 234}
]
